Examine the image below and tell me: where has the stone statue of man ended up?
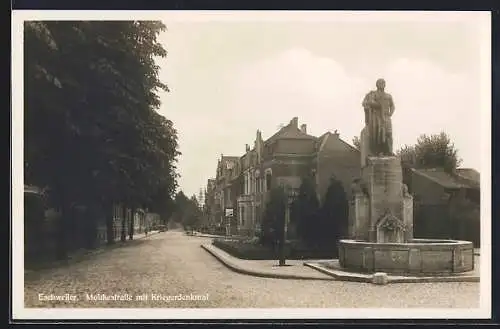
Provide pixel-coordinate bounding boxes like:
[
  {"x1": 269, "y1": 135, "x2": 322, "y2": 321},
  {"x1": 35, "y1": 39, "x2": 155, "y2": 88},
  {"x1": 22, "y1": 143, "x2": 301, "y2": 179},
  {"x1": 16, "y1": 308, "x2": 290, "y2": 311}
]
[{"x1": 362, "y1": 78, "x2": 395, "y2": 156}]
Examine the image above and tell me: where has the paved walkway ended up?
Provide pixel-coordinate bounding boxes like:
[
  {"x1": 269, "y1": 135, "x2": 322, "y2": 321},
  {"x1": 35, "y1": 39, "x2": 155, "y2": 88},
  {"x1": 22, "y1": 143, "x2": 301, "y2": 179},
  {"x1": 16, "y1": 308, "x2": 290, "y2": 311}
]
[
  {"x1": 191, "y1": 232, "x2": 227, "y2": 239},
  {"x1": 25, "y1": 230, "x2": 160, "y2": 273},
  {"x1": 304, "y1": 256, "x2": 480, "y2": 284},
  {"x1": 203, "y1": 243, "x2": 481, "y2": 284},
  {"x1": 202, "y1": 244, "x2": 334, "y2": 280},
  {"x1": 24, "y1": 231, "x2": 480, "y2": 309}
]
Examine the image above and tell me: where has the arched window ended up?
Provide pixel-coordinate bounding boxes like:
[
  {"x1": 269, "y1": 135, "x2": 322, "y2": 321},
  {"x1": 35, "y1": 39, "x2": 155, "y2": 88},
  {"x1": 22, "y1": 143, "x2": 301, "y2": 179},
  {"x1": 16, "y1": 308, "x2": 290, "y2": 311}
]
[{"x1": 265, "y1": 169, "x2": 272, "y2": 191}]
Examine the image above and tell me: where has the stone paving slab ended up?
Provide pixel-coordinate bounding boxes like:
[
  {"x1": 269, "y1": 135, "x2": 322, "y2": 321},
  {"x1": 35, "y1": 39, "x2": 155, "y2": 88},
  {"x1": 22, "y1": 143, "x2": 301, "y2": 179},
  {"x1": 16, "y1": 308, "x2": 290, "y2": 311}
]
[
  {"x1": 304, "y1": 258, "x2": 480, "y2": 285},
  {"x1": 201, "y1": 244, "x2": 335, "y2": 281}
]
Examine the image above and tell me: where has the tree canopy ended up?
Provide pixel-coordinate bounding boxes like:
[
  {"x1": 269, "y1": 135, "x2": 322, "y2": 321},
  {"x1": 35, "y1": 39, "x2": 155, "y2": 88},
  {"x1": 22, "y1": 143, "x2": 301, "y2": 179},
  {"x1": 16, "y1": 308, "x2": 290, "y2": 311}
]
[
  {"x1": 24, "y1": 21, "x2": 180, "y2": 256},
  {"x1": 397, "y1": 132, "x2": 462, "y2": 173},
  {"x1": 25, "y1": 21, "x2": 179, "y2": 208},
  {"x1": 292, "y1": 177, "x2": 320, "y2": 246},
  {"x1": 319, "y1": 176, "x2": 349, "y2": 248},
  {"x1": 170, "y1": 191, "x2": 203, "y2": 230},
  {"x1": 260, "y1": 186, "x2": 287, "y2": 247}
]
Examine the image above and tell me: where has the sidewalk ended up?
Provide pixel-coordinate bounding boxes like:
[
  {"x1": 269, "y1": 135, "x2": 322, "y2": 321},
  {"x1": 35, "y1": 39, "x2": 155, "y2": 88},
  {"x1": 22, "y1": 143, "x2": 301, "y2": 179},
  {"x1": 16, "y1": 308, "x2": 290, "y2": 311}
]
[
  {"x1": 304, "y1": 256, "x2": 480, "y2": 285},
  {"x1": 201, "y1": 244, "x2": 335, "y2": 281},
  {"x1": 191, "y1": 232, "x2": 226, "y2": 239},
  {"x1": 203, "y1": 243, "x2": 481, "y2": 284},
  {"x1": 25, "y1": 230, "x2": 160, "y2": 274},
  {"x1": 192, "y1": 231, "x2": 251, "y2": 240}
]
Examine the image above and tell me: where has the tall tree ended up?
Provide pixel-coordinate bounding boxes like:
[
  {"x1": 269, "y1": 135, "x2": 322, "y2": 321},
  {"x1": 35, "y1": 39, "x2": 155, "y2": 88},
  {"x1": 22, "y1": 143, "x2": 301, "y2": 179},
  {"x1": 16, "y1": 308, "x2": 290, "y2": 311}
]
[
  {"x1": 293, "y1": 177, "x2": 321, "y2": 247},
  {"x1": 24, "y1": 21, "x2": 180, "y2": 258},
  {"x1": 319, "y1": 176, "x2": 349, "y2": 250},
  {"x1": 397, "y1": 132, "x2": 462, "y2": 173},
  {"x1": 260, "y1": 186, "x2": 287, "y2": 250},
  {"x1": 198, "y1": 188, "x2": 204, "y2": 207},
  {"x1": 181, "y1": 195, "x2": 203, "y2": 230}
]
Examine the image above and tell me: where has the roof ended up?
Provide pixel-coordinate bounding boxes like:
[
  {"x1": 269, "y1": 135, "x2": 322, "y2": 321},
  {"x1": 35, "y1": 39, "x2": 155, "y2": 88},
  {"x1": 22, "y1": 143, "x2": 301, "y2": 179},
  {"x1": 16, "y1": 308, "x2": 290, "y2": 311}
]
[
  {"x1": 317, "y1": 132, "x2": 330, "y2": 152},
  {"x1": 221, "y1": 156, "x2": 239, "y2": 162},
  {"x1": 411, "y1": 168, "x2": 477, "y2": 189},
  {"x1": 316, "y1": 131, "x2": 359, "y2": 153},
  {"x1": 264, "y1": 122, "x2": 316, "y2": 145},
  {"x1": 456, "y1": 168, "x2": 480, "y2": 184}
]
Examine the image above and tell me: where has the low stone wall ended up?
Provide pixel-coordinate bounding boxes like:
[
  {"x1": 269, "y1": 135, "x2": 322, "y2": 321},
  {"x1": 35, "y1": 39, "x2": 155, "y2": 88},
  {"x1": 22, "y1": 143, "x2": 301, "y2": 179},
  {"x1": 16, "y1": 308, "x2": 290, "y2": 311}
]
[{"x1": 338, "y1": 238, "x2": 474, "y2": 275}]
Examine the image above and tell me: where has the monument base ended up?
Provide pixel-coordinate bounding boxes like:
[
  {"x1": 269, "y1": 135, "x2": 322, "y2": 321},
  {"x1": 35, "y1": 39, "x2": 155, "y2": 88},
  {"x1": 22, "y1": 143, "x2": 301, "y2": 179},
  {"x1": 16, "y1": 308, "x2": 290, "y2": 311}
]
[
  {"x1": 350, "y1": 156, "x2": 411, "y2": 243},
  {"x1": 338, "y1": 239, "x2": 474, "y2": 275},
  {"x1": 341, "y1": 80, "x2": 475, "y2": 276}
]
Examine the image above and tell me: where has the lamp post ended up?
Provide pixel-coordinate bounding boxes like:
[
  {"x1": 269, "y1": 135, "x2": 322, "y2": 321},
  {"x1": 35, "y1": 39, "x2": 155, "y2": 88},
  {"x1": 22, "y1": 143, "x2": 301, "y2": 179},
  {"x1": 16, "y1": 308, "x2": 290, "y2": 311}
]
[{"x1": 279, "y1": 185, "x2": 297, "y2": 266}]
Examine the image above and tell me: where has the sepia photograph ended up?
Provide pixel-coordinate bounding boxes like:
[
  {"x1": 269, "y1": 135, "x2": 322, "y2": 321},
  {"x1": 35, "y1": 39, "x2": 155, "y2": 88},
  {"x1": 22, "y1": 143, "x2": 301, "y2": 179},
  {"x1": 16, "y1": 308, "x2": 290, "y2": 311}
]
[{"x1": 12, "y1": 10, "x2": 491, "y2": 320}]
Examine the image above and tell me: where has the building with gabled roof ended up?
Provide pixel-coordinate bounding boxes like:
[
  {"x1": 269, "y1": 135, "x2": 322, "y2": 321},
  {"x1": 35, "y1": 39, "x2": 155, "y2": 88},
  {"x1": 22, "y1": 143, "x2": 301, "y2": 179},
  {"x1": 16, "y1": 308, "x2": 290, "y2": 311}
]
[
  {"x1": 404, "y1": 167, "x2": 480, "y2": 246},
  {"x1": 207, "y1": 116, "x2": 361, "y2": 237}
]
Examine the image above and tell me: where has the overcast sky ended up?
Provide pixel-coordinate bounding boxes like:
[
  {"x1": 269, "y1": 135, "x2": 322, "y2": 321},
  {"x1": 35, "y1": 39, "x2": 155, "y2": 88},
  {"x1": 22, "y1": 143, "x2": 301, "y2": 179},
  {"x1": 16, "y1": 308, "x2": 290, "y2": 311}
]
[{"x1": 153, "y1": 12, "x2": 488, "y2": 198}]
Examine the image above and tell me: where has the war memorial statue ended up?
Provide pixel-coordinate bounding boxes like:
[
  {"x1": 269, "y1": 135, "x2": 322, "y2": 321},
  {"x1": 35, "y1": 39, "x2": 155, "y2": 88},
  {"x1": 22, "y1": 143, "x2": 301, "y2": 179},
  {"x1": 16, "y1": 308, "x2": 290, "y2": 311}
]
[
  {"x1": 337, "y1": 79, "x2": 475, "y2": 278},
  {"x1": 361, "y1": 78, "x2": 395, "y2": 157}
]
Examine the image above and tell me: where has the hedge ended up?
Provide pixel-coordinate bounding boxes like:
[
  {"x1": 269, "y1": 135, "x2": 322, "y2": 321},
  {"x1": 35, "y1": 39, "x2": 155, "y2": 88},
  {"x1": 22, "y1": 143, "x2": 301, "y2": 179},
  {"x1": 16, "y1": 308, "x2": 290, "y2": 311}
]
[{"x1": 212, "y1": 239, "x2": 338, "y2": 260}]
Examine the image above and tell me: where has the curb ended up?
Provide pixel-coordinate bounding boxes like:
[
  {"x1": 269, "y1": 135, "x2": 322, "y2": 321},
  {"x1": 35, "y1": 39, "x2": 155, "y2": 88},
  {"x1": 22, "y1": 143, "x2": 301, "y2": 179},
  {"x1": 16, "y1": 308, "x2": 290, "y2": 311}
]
[
  {"x1": 304, "y1": 262, "x2": 371, "y2": 283},
  {"x1": 191, "y1": 232, "x2": 237, "y2": 239},
  {"x1": 201, "y1": 244, "x2": 335, "y2": 281},
  {"x1": 25, "y1": 231, "x2": 160, "y2": 275},
  {"x1": 303, "y1": 262, "x2": 480, "y2": 284}
]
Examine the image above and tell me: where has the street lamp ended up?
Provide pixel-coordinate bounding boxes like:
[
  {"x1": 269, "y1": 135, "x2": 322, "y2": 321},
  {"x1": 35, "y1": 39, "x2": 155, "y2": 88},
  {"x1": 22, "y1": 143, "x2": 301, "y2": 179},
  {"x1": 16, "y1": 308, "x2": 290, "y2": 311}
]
[{"x1": 279, "y1": 184, "x2": 297, "y2": 266}]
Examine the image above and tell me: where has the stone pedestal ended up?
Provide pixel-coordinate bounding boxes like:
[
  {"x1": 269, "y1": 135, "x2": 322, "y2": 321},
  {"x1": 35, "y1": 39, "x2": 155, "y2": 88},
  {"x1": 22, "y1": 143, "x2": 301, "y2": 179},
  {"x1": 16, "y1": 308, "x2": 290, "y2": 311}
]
[
  {"x1": 360, "y1": 127, "x2": 370, "y2": 168},
  {"x1": 351, "y1": 156, "x2": 413, "y2": 243},
  {"x1": 349, "y1": 192, "x2": 369, "y2": 241},
  {"x1": 403, "y1": 192, "x2": 414, "y2": 241}
]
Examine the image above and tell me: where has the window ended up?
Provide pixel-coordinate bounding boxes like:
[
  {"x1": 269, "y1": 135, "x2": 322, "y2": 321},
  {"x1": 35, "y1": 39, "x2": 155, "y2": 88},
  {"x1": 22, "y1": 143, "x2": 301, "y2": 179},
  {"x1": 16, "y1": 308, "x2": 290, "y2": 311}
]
[{"x1": 266, "y1": 173, "x2": 272, "y2": 191}]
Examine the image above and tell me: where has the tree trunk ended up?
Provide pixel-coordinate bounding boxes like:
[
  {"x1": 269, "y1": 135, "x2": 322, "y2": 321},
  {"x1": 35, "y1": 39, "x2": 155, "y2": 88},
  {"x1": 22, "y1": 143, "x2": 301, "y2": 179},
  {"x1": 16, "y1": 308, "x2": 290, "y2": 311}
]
[
  {"x1": 106, "y1": 203, "x2": 115, "y2": 245},
  {"x1": 85, "y1": 204, "x2": 98, "y2": 249},
  {"x1": 55, "y1": 201, "x2": 70, "y2": 261},
  {"x1": 121, "y1": 206, "x2": 127, "y2": 242},
  {"x1": 129, "y1": 207, "x2": 135, "y2": 240}
]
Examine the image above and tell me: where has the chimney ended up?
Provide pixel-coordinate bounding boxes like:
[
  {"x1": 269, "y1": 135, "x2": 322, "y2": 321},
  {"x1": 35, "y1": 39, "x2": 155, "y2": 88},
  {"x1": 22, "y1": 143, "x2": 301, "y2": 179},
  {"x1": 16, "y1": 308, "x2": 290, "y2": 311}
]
[
  {"x1": 300, "y1": 124, "x2": 307, "y2": 134},
  {"x1": 290, "y1": 117, "x2": 298, "y2": 128},
  {"x1": 245, "y1": 144, "x2": 250, "y2": 152},
  {"x1": 333, "y1": 130, "x2": 339, "y2": 137}
]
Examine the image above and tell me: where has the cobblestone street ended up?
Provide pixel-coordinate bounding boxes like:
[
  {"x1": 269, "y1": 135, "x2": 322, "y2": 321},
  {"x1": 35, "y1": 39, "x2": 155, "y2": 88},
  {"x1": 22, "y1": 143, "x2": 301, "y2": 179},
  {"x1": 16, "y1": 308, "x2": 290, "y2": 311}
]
[{"x1": 24, "y1": 231, "x2": 480, "y2": 308}]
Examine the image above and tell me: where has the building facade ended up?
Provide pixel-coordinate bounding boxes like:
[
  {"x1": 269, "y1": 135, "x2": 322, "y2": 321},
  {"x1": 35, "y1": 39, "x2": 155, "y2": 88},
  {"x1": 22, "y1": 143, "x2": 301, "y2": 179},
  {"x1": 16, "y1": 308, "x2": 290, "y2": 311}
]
[
  {"x1": 404, "y1": 167, "x2": 480, "y2": 246},
  {"x1": 208, "y1": 117, "x2": 361, "y2": 237},
  {"x1": 204, "y1": 179, "x2": 217, "y2": 229},
  {"x1": 214, "y1": 155, "x2": 240, "y2": 234}
]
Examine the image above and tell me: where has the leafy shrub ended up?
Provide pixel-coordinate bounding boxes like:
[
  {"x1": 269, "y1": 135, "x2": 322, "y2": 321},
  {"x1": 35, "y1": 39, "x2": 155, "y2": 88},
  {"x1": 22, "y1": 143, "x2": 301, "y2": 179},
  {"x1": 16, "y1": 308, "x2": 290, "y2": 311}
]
[
  {"x1": 213, "y1": 239, "x2": 278, "y2": 260},
  {"x1": 212, "y1": 239, "x2": 338, "y2": 260}
]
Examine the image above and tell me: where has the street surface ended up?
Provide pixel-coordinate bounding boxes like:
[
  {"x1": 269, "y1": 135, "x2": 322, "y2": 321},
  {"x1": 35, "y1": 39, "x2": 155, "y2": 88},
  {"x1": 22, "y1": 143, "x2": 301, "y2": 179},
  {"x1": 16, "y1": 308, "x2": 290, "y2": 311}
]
[{"x1": 24, "y1": 230, "x2": 480, "y2": 308}]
